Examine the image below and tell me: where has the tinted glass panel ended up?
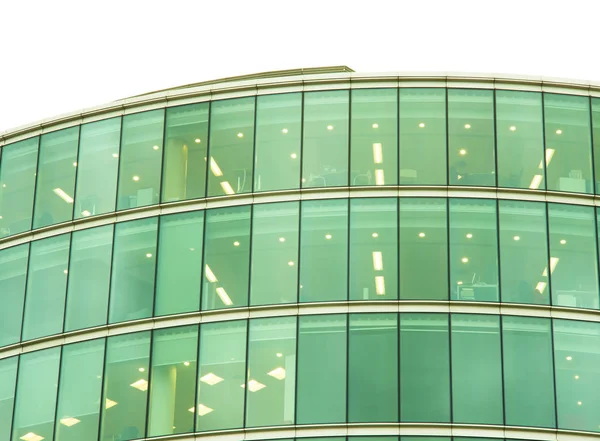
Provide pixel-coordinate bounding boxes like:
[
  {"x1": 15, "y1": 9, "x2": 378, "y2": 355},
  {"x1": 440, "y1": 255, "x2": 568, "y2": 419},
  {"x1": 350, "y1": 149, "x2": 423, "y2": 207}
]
[
  {"x1": 302, "y1": 90, "x2": 349, "y2": 188},
  {"x1": 163, "y1": 103, "x2": 209, "y2": 202},
  {"x1": 0, "y1": 244, "x2": 28, "y2": 347},
  {"x1": 33, "y1": 127, "x2": 79, "y2": 228},
  {"x1": 0, "y1": 357, "x2": 17, "y2": 441},
  {"x1": 254, "y1": 93, "x2": 302, "y2": 191},
  {"x1": 592, "y1": 98, "x2": 600, "y2": 193}
]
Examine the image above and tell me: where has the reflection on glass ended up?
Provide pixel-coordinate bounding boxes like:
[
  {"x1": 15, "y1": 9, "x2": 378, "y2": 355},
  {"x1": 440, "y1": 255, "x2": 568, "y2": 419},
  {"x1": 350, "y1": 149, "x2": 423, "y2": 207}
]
[
  {"x1": 351, "y1": 89, "x2": 398, "y2": 186},
  {"x1": 0, "y1": 357, "x2": 17, "y2": 441},
  {"x1": 448, "y1": 89, "x2": 495, "y2": 186},
  {"x1": 250, "y1": 202, "x2": 299, "y2": 305},
  {"x1": 254, "y1": 93, "x2": 302, "y2": 191},
  {"x1": 496, "y1": 91, "x2": 545, "y2": 190},
  {"x1": 302, "y1": 90, "x2": 349, "y2": 188},
  {"x1": 163, "y1": 103, "x2": 209, "y2": 202},
  {"x1": 297, "y1": 314, "x2": 347, "y2": 424},
  {"x1": 0, "y1": 137, "x2": 39, "y2": 238},
  {"x1": 148, "y1": 325, "x2": 198, "y2": 437},
  {"x1": 117, "y1": 110, "x2": 165, "y2": 210},
  {"x1": 0, "y1": 244, "x2": 28, "y2": 347},
  {"x1": 399, "y1": 198, "x2": 448, "y2": 300},
  {"x1": 449, "y1": 199, "x2": 498, "y2": 302},
  {"x1": 33, "y1": 127, "x2": 79, "y2": 229},
  {"x1": 544, "y1": 94, "x2": 593, "y2": 194}
]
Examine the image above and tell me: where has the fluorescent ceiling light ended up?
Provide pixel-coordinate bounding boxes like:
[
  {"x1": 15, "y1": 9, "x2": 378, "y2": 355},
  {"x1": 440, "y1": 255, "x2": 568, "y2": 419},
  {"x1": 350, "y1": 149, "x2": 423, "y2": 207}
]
[
  {"x1": 372, "y1": 123, "x2": 379, "y2": 129},
  {"x1": 268, "y1": 367, "x2": 286, "y2": 380},
  {"x1": 529, "y1": 174, "x2": 543, "y2": 189},
  {"x1": 195, "y1": 138, "x2": 201, "y2": 143},
  {"x1": 282, "y1": 128, "x2": 288, "y2": 134},
  {"x1": 20, "y1": 434, "x2": 44, "y2": 441},
  {"x1": 535, "y1": 282, "x2": 547, "y2": 294},
  {"x1": 375, "y1": 276, "x2": 386, "y2": 295},
  {"x1": 538, "y1": 149, "x2": 555, "y2": 169},
  {"x1": 53, "y1": 188, "x2": 74, "y2": 204},
  {"x1": 189, "y1": 404, "x2": 213, "y2": 416},
  {"x1": 60, "y1": 417, "x2": 81, "y2": 427},
  {"x1": 210, "y1": 157, "x2": 223, "y2": 176},
  {"x1": 81, "y1": 210, "x2": 91, "y2": 217},
  {"x1": 242, "y1": 379, "x2": 266, "y2": 392},
  {"x1": 372, "y1": 143, "x2": 383, "y2": 164},
  {"x1": 200, "y1": 372, "x2": 224, "y2": 386},
  {"x1": 205, "y1": 265, "x2": 217, "y2": 283},
  {"x1": 237, "y1": 132, "x2": 244, "y2": 138},
  {"x1": 105, "y1": 398, "x2": 118, "y2": 409},
  {"x1": 375, "y1": 169, "x2": 385, "y2": 185},
  {"x1": 550, "y1": 257, "x2": 559, "y2": 274},
  {"x1": 220, "y1": 181, "x2": 235, "y2": 195},
  {"x1": 216, "y1": 287, "x2": 233, "y2": 306},
  {"x1": 372, "y1": 251, "x2": 383, "y2": 271},
  {"x1": 130, "y1": 379, "x2": 148, "y2": 392}
]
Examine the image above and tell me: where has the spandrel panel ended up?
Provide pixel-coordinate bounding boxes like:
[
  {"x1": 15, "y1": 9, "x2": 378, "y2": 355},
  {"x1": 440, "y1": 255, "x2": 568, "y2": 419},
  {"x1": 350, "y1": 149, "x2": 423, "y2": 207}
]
[{"x1": 0, "y1": 244, "x2": 28, "y2": 347}]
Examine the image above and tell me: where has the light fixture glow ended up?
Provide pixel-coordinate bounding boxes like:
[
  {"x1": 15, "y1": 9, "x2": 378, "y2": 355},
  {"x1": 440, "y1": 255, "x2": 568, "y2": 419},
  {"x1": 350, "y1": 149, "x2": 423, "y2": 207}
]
[
  {"x1": 457, "y1": 281, "x2": 463, "y2": 285},
  {"x1": 138, "y1": 367, "x2": 145, "y2": 372},
  {"x1": 268, "y1": 367, "x2": 286, "y2": 380},
  {"x1": 233, "y1": 241, "x2": 240, "y2": 247},
  {"x1": 184, "y1": 361, "x2": 191, "y2": 366},
  {"x1": 237, "y1": 132, "x2": 244, "y2": 138},
  {"x1": 372, "y1": 232, "x2": 379, "y2": 238},
  {"x1": 325, "y1": 234, "x2": 332, "y2": 240},
  {"x1": 372, "y1": 143, "x2": 383, "y2": 164},
  {"x1": 153, "y1": 145, "x2": 159, "y2": 150},
  {"x1": 189, "y1": 404, "x2": 214, "y2": 416},
  {"x1": 60, "y1": 417, "x2": 81, "y2": 427},
  {"x1": 216, "y1": 287, "x2": 233, "y2": 306},
  {"x1": 418, "y1": 122, "x2": 425, "y2": 128},
  {"x1": 282, "y1": 128, "x2": 289, "y2": 134},
  {"x1": 327, "y1": 125, "x2": 334, "y2": 131},
  {"x1": 459, "y1": 149, "x2": 467, "y2": 155},
  {"x1": 513, "y1": 236, "x2": 520, "y2": 241},
  {"x1": 461, "y1": 257, "x2": 469, "y2": 263},
  {"x1": 560, "y1": 239, "x2": 567, "y2": 245},
  {"x1": 220, "y1": 181, "x2": 235, "y2": 195},
  {"x1": 200, "y1": 372, "x2": 224, "y2": 386},
  {"x1": 130, "y1": 379, "x2": 148, "y2": 392},
  {"x1": 244, "y1": 379, "x2": 266, "y2": 392},
  {"x1": 112, "y1": 153, "x2": 119, "y2": 158},
  {"x1": 133, "y1": 175, "x2": 140, "y2": 182},
  {"x1": 375, "y1": 169, "x2": 385, "y2": 185},
  {"x1": 210, "y1": 158, "x2": 223, "y2": 176},
  {"x1": 105, "y1": 398, "x2": 118, "y2": 409},
  {"x1": 276, "y1": 352, "x2": 283, "y2": 357},
  {"x1": 529, "y1": 174, "x2": 543, "y2": 189},
  {"x1": 81, "y1": 210, "x2": 91, "y2": 217},
  {"x1": 464, "y1": 123, "x2": 471, "y2": 129},
  {"x1": 538, "y1": 148, "x2": 555, "y2": 169},
  {"x1": 63, "y1": 269, "x2": 68, "y2": 275},
  {"x1": 372, "y1": 251, "x2": 383, "y2": 271},
  {"x1": 550, "y1": 256, "x2": 560, "y2": 274},
  {"x1": 288, "y1": 261, "x2": 295, "y2": 266},
  {"x1": 509, "y1": 126, "x2": 517, "y2": 131},
  {"x1": 536, "y1": 282, "x2": 547, "y2": 294},
  {"x1": 146, "y1": 253, "x2": 152, "y2": 258},
  {"x1": 195, "y1": 138, "x2": 201, "y2": 143},
  {"x1": 53, "y1": 188, "x2": 74, "y2": 204},
  {"x1": 556, "y1": 129, "x2": 563, "y2": 135},
  {"x1": 205, "y1": 265, "x2": 217, "y2": 283},
  {"x1": 419, "y1": 232, "x2": 426, "y2": 238},
  {"x1": 575, "y1": 375, "x2": 580, "y2": 380},
  {"x1": 466, "y1": 233, "x2": 473, "y2": 239},
  {"x1": 279, "y1": 237, "x2": 286, "y2": 242},
  {"x1": 73, "y1": 162, "x2": 77, "y2": 167},
  {"x1": 290, "y1": 153, "x2": 297, "y2": 159},
  {"x1": 566, "y1": 355, "x2": 573, "y2": 361},
  {"x1": 375, "y1": 276, "x2": 386, "y2": 295},
  {"x1": 20, "y1": 433, "x2": 44, "y2": 441},
  {"x1": 578, "y1": 401, "x2": 582, "y2": 406},
  {"x1": 372, "y1": 123, "x2": 379, "y2": 129}
]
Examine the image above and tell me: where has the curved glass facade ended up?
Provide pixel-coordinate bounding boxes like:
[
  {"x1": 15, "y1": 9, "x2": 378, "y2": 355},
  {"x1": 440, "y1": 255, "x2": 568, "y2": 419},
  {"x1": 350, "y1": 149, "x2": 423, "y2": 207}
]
[{"x1": 2, "y1": 72, "x2": 600, "y2": 441}]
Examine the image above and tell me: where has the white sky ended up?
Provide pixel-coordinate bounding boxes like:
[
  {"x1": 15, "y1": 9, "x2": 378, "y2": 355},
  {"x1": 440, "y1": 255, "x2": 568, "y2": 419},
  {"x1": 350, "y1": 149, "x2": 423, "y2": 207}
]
[{"x1": 2, "y1": 0, "x2": 600, "y2": 133}]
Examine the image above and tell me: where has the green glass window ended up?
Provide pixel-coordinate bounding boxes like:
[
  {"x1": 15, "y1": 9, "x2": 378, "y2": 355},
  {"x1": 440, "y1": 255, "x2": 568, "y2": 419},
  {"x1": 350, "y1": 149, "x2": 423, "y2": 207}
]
[
  {"x1": 299, "y1": 199, "x2": 348, "y2": 302},
  {"x1": 148, "y1": 325, "x2": 198, "y2": 437},
  {"x1": 246, "y1": 317, "x2": 297, "y2": 427},
  {"x1": 108, "y1": 218, "x2": 158, "y2": 323},
  {"x1": 155, "y1": 211, "x2": 204, "y2": 316},
  {"x1": 399, "y1": 88, "x2": 446, "y2": 185},
  {"x1": 448, "y1": 89, "x2": 495, "y2": 186},
  {"x1": 0, "y1": 137, "x2": 39, "y2": 238},
  {"x1": 64, "y1": 225, "x2": 113, "y2": 331},
  {"x1": 55, "y1": 339, "x2": 105, "y2": 441},
  {"x1": 554, "y1": 319, "x2": 600, "y2": 432},
  {"x1": 350, "y1": 198, "x2": 398, "y2": 300},
  {"x1": 503, "y1": 316, "x2": 556, "y2": 428},
  {"x1": 22, "y1": 234, "x2": 70, "y2": 341},
  {"x1": 0, "y1": 244, "x2": 28, "y2": 347},
  {"x1": 207, "y1": 97, "x2": 255, "y2": 197},
  {"x1": 450, "y1": 199, "x2": 499, "y2": 301},
  {"x1": 592, "y1": 98, "x2": 600, "y2": 193},
  {"x1": 399, "y1": 198, "x2": 448, "y2": 300},
  {"x1": 549, "y1": 204, "x2": 599, "y2": 308},
  {"x1": 163, "y1": 102, "x2": 209, "y2": 202},
  {"x1": 74, "y1": 117, "x2": 121, "y2": 219},
  {"x1": 496, "y1": 90, "x2": 545, "y2": 190},
  {"x1": 349, "y1": 313, "x2": 398, "y2": 422},
  {"x1": 544, "y1": 94, "x2": 593, "y2": 193},
  {"x1": 297, "y1": 314, "x2": 347, "y2": 424},
  {"x1": 302, "y1": 90, "x2": 349, "y2": 188},
  {"x1": 351, "y1": 89, "x2": 398, "y2": 186},
  {"x1": 498, "y1": 200, "x2": 549, "y2": 304},
  {"x1": 117, "y1": 110, "x2": 165, "y2": 210},
  {"x1": 196, "y1": 320, "x2": 247, "y2": 431},
  {"x1": 250, "y1": 202, "x2": 299, "y2": 306},
  {"x1": 451, "y1": 314, "x2": 503, "y2": 424},
  {"x1": 0, "y1": 357, "x2": 17, "y2": 441},
  {"x1": 202, "y1": 205, "x2": 251, "y2": 310},
  {"x1": 12, "y1": 347, "x2": 60, "y2": 441},
  {"x1": 254, "y1": 93, "x2": 302, "y2": 191},
  {"x1": 100, "y1": 331, "x2": 150, "y2": 441},
  {"x1": 33, "y1": 127, "x2": 79, "y2": 229},
  {"x1": 400, "y1": 313, "x2": 450, "y2": 422}
]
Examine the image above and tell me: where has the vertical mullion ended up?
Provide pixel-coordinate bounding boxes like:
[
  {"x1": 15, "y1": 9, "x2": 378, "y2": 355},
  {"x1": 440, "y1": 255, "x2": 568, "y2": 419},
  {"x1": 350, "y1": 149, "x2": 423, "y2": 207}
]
[
  {"x1": 113, "y1": 116, "x2": 124, "y2": 214},
  {"x1": 549, "y1": 317, "x2": 560, "y2": 430},
  {"x1": 96, "y1": 337, "x2": 109, "y2": 441},
  {"x1": 18, "y1": 242, "x2": 33, "y2": 342},
  {"x1": 157, "y1": 108, "x2": 168, "y2": 204},
  {"x1": 251, "y1": 95, "x2": 259, "y2": 193},
  {"x1": 49, "y1": 346, "x2": 64, "y2": 441},
  {"x1": 142, "y1": 330, "x2": 156, "y2": 438},
  {"x1": 70, "y1": 125, "x2": 82, "y2": 221},
  {"x1": 445, "y1": 196, "x2": 453, "y2": 423},
  {"x1": 242, "y1": 317, "x2": 251, "y2": 430},
  {"x1": 492, "y1": 89, "x2": 499, "y2": 188},
  {"x1": 541, "y1": 93, "x2": 549, "y2": 191},
  {"x1": 494, "y1": 198, "x2": 508, "y2": 424},
  {"x1": 198, "y1": 101, "x2": 212, "y2": 312},
  {"x1": 242, "y1": 201, "x2": 255, "y2": 428},
  {"x1": 28, "y1": 136, "x2": 42, "y2": 232},
  {"x1": 203, "y1": 101, "x2": 212, "y2": 199},
  {"x1": 590, "y1": 96, "x2": 598, "y2": 195},
  {"x1": 7, "y1": 353, "x2": 21, "y2": 441},
  {"x1": 347, "y1": 89, "x2": 352, "y2": 187},
  {"x1": 149, "y1": 216, "x2": 161, "y2": 318},
  {"x1": 445, "y1": 88, "x2": 450, "y2": 187},
  {"x1": 192, "y1": 323, "x2": 202, "y2": 433},
  {"x1": 60, "y1": 233, "x2": 74, "y2": 333}
]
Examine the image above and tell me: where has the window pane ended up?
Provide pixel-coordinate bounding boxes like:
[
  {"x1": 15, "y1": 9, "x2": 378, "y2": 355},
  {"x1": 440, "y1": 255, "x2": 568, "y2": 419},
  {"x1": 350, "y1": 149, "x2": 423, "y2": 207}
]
[
  {"x1": 202, "y1": 206, "x2": 250, "y2": 310},
  {"x1": 254, "y1": 93, "x2": 302, "y2": 191},
  {"x1": 451, "y1": 314, "x2": 503, "y2": 424},
  {"x1": 400, "y1": 313, "x2": 450, "y2": 422},
  {"x1": 297, "y1": 314, "x2": 347, "y2": 424},
  {"x1": 544, "y1": 94, "x2": 593, "y2": 193},
  {"x1": 399, "y1": 88, "x2": 446, "y2": 185},
  {"x1": 163, "y1": 103, "x2": 208, "y2": 202},
  {"x1": 100, "y1": 331, "x2": 150, "y2": 441},
  {"x1": 196, "y1": 320, "x2": 247, "y2": 431},
  {"x1": 496, "y1": 91, "x2": 544, "y2": 189},
  {"x1": 399, "y1": 198, "x2": 448, "y2": 300},
  {"x1": 351, "y1": 89, "x2": 398, "y2": 186},
  {"x1": 109, "y1": 218, "x2": 158, "y2": 323},
  {"x1": 12, "y1": 347, "x2": 60, "y2": 441},
  {"x1": 554, "y1": 319, "x2": 600, "y2": 432},
  {"x1": 302, "y1": 90, "x2": 349, "y2": 188},
  {"x1": 0, "y1": 357, "x2": 17, "y2": 441},
  {"x1": 592, "y1": 98, "x2": 600, "y2": 193},
  {"x1": 503, "y1": 316, "x2": 555, "y2": 428},
  {"x1": 155, "y1": 211, "x2": 204, "y2": 316},
  {"x1": 65, "y1": 225, "x2": 113, "y2": 331},
  {"x1": 299, "y1": 199, "x2": 348, "y2": 302},
  {"x1": 350, "y1": 198, "x2": 398, "y2": 300},
  {"x1": 33, "y1": 127, "x2": 78, "y2": 228},
  {"x1": 55, "y1": 339, "x2": 105, "y2": 441},
  {"x1": 22, "y1": 234, "x2": 70, "y2": 341},
  {"x1": 0, "y1": 137, "x2": 39, "y2": 238},
  {"x1": 250, "y1": 202, "x2": 299, "y2": 306},
  {"x1": 349, "y1": 313, "x2": 398, "y2": 422},
  {"x1": 75, "y1": 118, "x2": 121, "y2": 219},
  {"x1": 498, "y1": 200, "x2": 549, "y2": 304},
  {"x1": 117, "y1": 110, "x2": 164, "y2": 210},
  {"x1": 549, "y1": 204, "x2": 599, "y2": 308},
  {"x1": 246, "y1": 317, "x2": 297, "y2": 427},
  {"x1": 0, "y1": 244, "x2": 28, "y2": 347},
  {"x1": 148, "y1": 325, "x2": 198, "y2": 437},
  {"x1": 450, "y1": 199, "x2": 498, "y2": 302},
  {"x1": 207, "y1": 97, "x2": 255, "y2": 197},
  {"x1": 448, "y1": 89, "x2": 495, "y2": 186}
]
